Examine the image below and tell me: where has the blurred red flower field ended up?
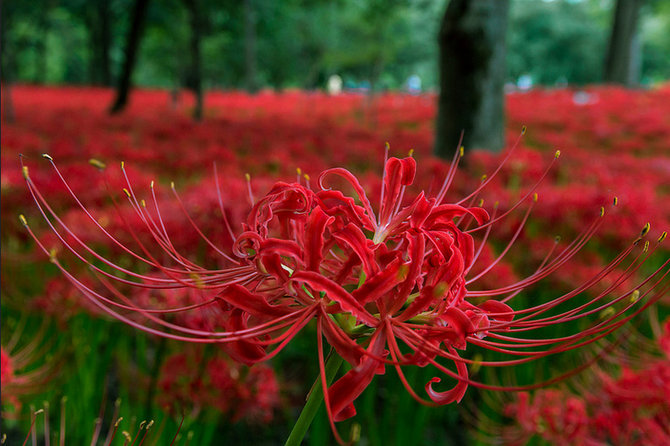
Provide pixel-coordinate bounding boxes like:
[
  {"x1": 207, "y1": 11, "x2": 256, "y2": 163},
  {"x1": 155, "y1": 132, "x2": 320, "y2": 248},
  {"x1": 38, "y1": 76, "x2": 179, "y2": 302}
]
[{"x1": 1, "y1": 85, "x2": 669, "y2": 445}]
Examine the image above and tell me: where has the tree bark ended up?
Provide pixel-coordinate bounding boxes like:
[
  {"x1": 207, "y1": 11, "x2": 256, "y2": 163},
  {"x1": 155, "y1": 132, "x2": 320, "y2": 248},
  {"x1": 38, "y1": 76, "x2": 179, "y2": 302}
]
[
  {"x1": 183, "y1": 0, "x2": 203, "y2": 120},
  {"x1": 604, "y1": 0, "x2": 643, "y2": 86},
  {"x1": 434, "y1": 0, "x2": 509, "y2": 158},
  {"x1": 109, "y1": 0, "x2": 150, "y2": 114},
  {"x1": 243, "y1": 0, "x2": 258, "y2": 93}
]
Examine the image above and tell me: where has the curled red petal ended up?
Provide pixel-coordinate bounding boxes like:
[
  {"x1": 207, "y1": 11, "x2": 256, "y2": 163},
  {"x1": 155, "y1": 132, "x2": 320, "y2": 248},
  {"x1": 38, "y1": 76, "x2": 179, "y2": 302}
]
[
  {"x1": 352, "y1": 256, "x2": 405, "y2": 305},
  {"x1": 478, "y1": 300, "x2": 515, "y2": 322},
  {"x1": 291, "y1": 271, "x2": 378, "y2": 326},
  {"x1": 318, "y1": 167, "x2": 376, "y2": 225},
  {"x1": 217, "y1": 284, "x2": 291, "y2": 318},
  {"x1": 425, "y1": 348, "x2": 469, "y2": 404},
  {"x1": 304, "y1": 206, "x2": 334, "y2": 272},
  {"x1": 380, "y1": 157, "x2": 416, "y2": 225},
  {"x1": 327, "y1": 331, "x2": 387, "y2": 421},
  {"x1": 332, "y1": 223, "x2": 379, "y2": 277}
]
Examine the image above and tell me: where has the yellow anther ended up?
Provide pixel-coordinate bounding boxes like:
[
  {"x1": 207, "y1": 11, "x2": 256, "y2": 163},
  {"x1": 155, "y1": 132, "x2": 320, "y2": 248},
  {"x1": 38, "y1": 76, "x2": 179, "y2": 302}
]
[
  {"x1": 115, "y1": 417, "x2": 123, "y2": 427},
  {"x1": 19, "y1": 214, "x2": 28, "y2": 226},
  {"x1": 408, "y1": 148, "x2": 414, "y2": 157},
  {"x1": 120, "y1": 161, "x2": 125, "y2": 169},
  {"x1": 140, "y1": 199, "x2": 146, "y2": 208},
  {"x1": 49, "y1": 248, "x2": 58, "y2": 260},
  {"x1": 600, "y1": 207, "x2": 605, "y2": 217},
  {"x1": 304, "y1": 174, "x2": 311, "y2": 181},
  {"x1": 477, "y1": 198, "x2": 484, "y2": 207},
  {"x1": 145, "y1": 420, "x2": 154, "y2": 430},
  {"x1": 613, "y1": 196, "x2": 618, "y2": 206},
  {"x1": 640, "y1": 222, "x2": 651, "y2": 237},
  {"x1": 350, "y1": 423, "x2": 361, "y2": 443},
  {"x1": 245, "y1": 173, "x2": 251, "y2": 182},
  {"x1": 385, "y1": 141, "x2": 390, "y2": 150},
  {"x1": 554, "y1": 150, "x2": 561, "y2": 159},
  {"x1": 22, "y1": 166, "x2": 29, "y2": 178},
  {"x1": 471, "y1": 353, "x2": 483, "y2": 374},
  {"x1": 533, "y1": 192, "x2": 538, "y2": 202},
  {"x1": 658, "y1": 231, "x2": 667, "y2": 242},
  {"x1": 170, "y1": 181, "x2": 175, "y2": 189},
  {"x1": 122, "y1": 188, "x2": 131, "y2": 198},
  {"x1": 89, "y1": 158, "x2": 106, "y2": 169},
  {"x1": 34, "y1": 409, "x2": 44, "y2": 415},
  {"x1": 139, "y1": 420, "x2": 146, "y2": 430},
  {"x1": 296, "y1": 167, "x2": 302, "y2": 176},
  {"x1": 643, "y1": 240, "x2": 649, "y2": 252},
  {"x1": 630, "y1": 290, "x2": 640, "y2": 304},
  {"x1": 1, "y1": 433, "x2": 6, "y2": 444},
  {"x1": 599, "y1": 307, "x2": 615, "y2": 320},
  {"x1": 42, "y1": 153, "x2": 53, "y2": 161},
  {"x1": 150, "y1": 180, "x2": 154, "y2": 188},
  {"x1": 481, "y1": 174, "x2": 487, "y2": 182},
  {"x1": 459, "y1": 146, "x2": 465, "y2": 157},
  {"x1": 122, "y1": 432, "x2": 131, "y2": 441},
  {"x1": 521, "y1": 125, "x2": 527, "y2": 135}
]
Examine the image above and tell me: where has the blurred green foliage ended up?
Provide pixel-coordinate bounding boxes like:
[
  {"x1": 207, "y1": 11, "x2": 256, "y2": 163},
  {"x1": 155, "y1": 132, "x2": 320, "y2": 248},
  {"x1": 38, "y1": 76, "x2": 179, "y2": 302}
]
[{"x1": 2, "y1": 0, "x2": 668, "y2": 91}]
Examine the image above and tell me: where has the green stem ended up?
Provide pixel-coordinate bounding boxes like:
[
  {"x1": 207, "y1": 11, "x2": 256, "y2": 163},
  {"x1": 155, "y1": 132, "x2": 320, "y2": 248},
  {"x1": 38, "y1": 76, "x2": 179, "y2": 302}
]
[{"x1": 284, "y1": 352, "x2": 343, "y2": 446}]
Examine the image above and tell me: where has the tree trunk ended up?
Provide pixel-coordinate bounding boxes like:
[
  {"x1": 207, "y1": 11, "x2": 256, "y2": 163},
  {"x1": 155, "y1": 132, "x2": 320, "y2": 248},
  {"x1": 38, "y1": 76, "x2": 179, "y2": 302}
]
[
  {"x1": 243, "y1": 0, "x2": 258, "y2": 93},
  {"x1": 109, "y1": 0, "x2": 150, "y2": 114},
  {"x1": 604, "y1": 0, "x2": 643, "y2": 86},
  {"x1": 183, "y1": 0, "x2": 203, "y2": 121},
  {"x1": 434, "y1": 0, "x2": 509, "y2": 158}
]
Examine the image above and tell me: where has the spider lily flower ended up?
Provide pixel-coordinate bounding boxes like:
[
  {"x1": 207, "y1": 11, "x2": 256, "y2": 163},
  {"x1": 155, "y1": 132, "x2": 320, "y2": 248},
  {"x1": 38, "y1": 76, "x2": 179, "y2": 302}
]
[
  {"x1": 500, "y1": 318, "x2": 670, "y2": 446},
  {"x1": 1, "y1": 324, "x2": 59, "y2": 417},
  {"x1": 20, "y1": 136, "x2": 670, "y2": 442}
]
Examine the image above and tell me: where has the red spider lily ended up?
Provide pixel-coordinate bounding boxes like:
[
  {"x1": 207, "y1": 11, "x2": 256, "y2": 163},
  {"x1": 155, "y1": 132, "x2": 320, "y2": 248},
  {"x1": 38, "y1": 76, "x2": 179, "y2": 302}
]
[
  {"x1": 156, "y1": 348, "x2": 280, "y2": 423},
  {"x1": 502, "y1": 318, "x2": 670, "y2": 446},
  {"x1": 1, "y1": 325, "x2": 59, "y2": 417},
  {"x1": 20, "y1": 134, "x2": 670, "y2": 442}
]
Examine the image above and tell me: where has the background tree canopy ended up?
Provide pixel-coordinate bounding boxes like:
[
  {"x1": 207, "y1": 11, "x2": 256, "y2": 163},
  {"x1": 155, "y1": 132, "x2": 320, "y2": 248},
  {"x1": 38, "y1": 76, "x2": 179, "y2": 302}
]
[{"x1": 3, "y1": 0, "x2": 669, "y2": 90}]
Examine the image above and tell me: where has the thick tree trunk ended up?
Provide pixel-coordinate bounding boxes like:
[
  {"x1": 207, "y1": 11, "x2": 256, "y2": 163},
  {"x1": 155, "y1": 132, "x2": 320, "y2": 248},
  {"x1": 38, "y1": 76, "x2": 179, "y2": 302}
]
[
  {"x1": 604, "y1": 0, "x2": 643, "y2": 86},
  {"x1": 109, "y1": 0, "x2": 150, "y2": 114},
  {"x1": 434, "y1": 0, "x2": 509, "y2": 158},
  {"x1": 183, "y1": 0, "x2": 203, "y2": 121},
  {"x1": 243, "y1": 0, "x2": 258, "y2": 93}
]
